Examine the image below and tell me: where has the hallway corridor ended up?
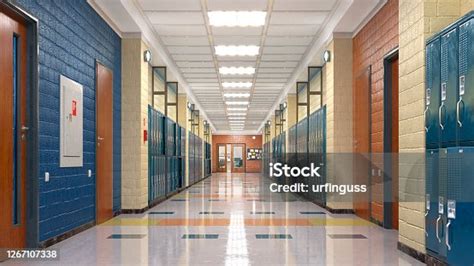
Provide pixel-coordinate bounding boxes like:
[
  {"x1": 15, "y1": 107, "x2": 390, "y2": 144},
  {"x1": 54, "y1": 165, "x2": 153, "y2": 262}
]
[{"x1": 5, "y1": 173, "x2": 421, "y2": 265}]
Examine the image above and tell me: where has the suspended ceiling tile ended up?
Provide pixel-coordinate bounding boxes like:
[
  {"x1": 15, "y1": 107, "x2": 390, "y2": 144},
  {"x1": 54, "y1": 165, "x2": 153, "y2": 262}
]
[
  {"x1": 212, "y1": 27, "x2": 263, "y2": 36},
  {"x1": 186, "y1": 78, "x2": 219, "y2": 83},
  {"x1": 213, "y1": 36, "x2": 261, "y2": 45},
  {"x1": 183, "y1": 73, "x2": 218, "y2": 78},
  {"x1": 217, "y1": 56, "x2": 258, "y2": 62},
  {"x1": 270, "y1": 12, "x2": 328, "y2": 25},
  {"x1": 180, "y1": 67, "x2": 216, "y2": 73},
  {"x1": 257, "y1": 68, "x2": 293, "y2": 73},
  {"x1": 207, "y1": 0, "x2": 267, "y2": 11},
  {"x1": 272, "y1": 0, "x2": 336, "y2": 11},
  {"x1": 146, "y1": 12, "x2": 204, "y2": 24},
  {"x1": 218, "y1": 61, "x2": 257, "y2": 67},
  {"x1": 261, "y1": 54, "x2": 303, "y2": 61},
  {"x1": 176, "y1": 61, "x2": 215, "y2": 68},
  {"x1": 167, "y1": 46, "x2": 212, "y2": 54},
  {"x1": 138, "y1": 0, "x2": 201, "y2": 11},
  {"x1": 257, "y1": 73, "x2": 291, "y2": 78},
  {"x1": 162, "y1": 36, "x2": 210, "y2": 46},
  {"x1": 259, "y1": 61, "x2": 299, "y2": 67},
  {"x1": 153, "y1": 25, "x2": 207, "y2": 36},
  {"x1": 265, "y1": 36, "x2": 314, "y2": 46},
  {"x1": 172, "y1": 54, "x2": 214, "y2": 61},
  {"x1": 262, "y1": 46, "x2": 307, "y2": 54},
  {"x1": 267, "y1": 25, "x2": 320, "y2": 36}
]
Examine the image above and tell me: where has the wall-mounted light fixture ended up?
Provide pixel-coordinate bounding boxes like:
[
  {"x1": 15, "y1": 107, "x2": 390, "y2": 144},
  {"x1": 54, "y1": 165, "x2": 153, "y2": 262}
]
[
  {"x1": 323, "y1": 50, "x2": 331, "y2": 63},
  {"x1": 144, "y1": 50, "x2": 152, "y2": 63}
]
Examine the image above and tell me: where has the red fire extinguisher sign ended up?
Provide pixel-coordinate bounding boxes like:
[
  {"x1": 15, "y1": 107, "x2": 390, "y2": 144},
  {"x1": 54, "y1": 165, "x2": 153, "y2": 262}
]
[{"x1": 72, "y1": 100, "x2": 77, "y2": 116}]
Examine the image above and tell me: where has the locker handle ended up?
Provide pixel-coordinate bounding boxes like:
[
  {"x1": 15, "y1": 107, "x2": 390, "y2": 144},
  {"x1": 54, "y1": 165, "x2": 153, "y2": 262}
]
[
  {"x1": 425, "y1": 210, "x2": 429, "y2": 236},
  {"x1": 424, "y1": 107, "x2": 429, "y2": 132},
  {"x1": 436, "y1": 215, "x2": 442, "y2": 243},
  {"x1": 456, "y1": 98, "x2": 463, "y2": 127},
  {"x1": 446, "y1": 220, "x2": 451, "y2": 250},
  {"x1": 439, "y1": 103, "x2": 445, "y2": 130}
]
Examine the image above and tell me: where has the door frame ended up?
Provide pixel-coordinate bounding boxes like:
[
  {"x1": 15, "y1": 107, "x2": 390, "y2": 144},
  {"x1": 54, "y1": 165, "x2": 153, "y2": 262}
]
[
  {"x1": 383, "y1": 47, "x2": 399, "y2": 229},
  {"x1": 1, "y1": 0, "x2": 39, "y2": 248}
]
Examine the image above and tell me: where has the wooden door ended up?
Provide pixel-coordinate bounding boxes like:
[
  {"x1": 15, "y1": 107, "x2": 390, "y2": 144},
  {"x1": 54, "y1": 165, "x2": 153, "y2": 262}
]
[
  {"x1": 217, "y1": 144, "x2": 227, "y2": 172},
  {"x1": 231, "y1": 144, "x2": 245, "y2": 173},
  {"x1": 353, "y1": 67, "x2": 371, "y2": 220},
  {"x1": 96, "y1": 62, "x2": 113, "y2": 224},
  {"x1": 390, "y1": 58, "x2": 399, "y2": 230},
  {"x1": 0, "y1": 6, "x2": 28, "y2": 254}
]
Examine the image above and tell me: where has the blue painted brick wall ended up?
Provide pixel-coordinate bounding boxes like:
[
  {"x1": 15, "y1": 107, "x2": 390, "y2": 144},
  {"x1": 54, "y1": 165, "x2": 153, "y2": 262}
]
[{"x1": 15, "y1": 0, "x2": 122, "y2": 242}]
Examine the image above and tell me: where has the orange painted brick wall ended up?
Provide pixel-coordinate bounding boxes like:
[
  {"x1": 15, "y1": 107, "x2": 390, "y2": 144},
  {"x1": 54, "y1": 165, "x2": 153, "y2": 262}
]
[
  {"x1": 212, "y1": 135, "x2": 263, "y2": 173},
  {"x1": 352, "y1": 0, "x2": 399, "y2": 223}
]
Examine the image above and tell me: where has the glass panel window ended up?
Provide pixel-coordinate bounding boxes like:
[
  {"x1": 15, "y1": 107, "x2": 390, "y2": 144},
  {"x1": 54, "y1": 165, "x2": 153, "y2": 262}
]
[
  {"x1": 218, "y1": 146, "x2": 226, "y2": 169},
  {"x1": 233, "y1": 146, "x2": 243, "y2": 168}
]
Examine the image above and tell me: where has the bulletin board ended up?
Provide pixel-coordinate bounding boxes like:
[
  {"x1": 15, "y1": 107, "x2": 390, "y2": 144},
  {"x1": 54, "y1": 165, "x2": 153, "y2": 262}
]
[{"x1": 247, "y1": 148, "x2": 262, "y2": 160}]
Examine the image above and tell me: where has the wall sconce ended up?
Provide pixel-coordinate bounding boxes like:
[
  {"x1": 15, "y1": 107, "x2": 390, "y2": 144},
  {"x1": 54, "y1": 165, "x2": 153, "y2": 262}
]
[
  {"x1": 323, "y1": 50, "x2": 331, "y2": 63},
  {"x1": 144, "y1": 50, "x2": 152, "y2": 63}
]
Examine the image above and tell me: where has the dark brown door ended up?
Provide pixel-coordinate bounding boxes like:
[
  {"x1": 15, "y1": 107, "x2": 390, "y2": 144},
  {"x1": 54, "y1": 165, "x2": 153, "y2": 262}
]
[
  {"x1": 96, "y1": 62, "x2": 113, "y2": 224},
  {"x1": 390, "y1": 58, "x2": 399, "y2": 230},
  {"x1": 231, "y1": 144, "x2": 245, "y2": 173},
  {"x1": 217, "y1": 144, "x2": 227, "y2": 172},
  {"x1": 353, "y1": 67, "x2": 371, "y2": 220},
  {"x1": 0, "y1": 6, "x2": 28, "y2": 255}
]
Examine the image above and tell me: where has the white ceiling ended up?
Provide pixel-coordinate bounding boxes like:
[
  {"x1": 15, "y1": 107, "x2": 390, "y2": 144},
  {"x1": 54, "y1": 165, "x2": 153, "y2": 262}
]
[{"x1": 89, "y1": 0, "x2": 385, "y2": 134}]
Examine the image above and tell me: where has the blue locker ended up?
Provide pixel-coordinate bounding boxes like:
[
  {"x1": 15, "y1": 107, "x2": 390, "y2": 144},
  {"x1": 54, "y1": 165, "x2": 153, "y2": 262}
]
[
  {"x1": 440, "y1": 29, "x2": 459, "y2": 147},
  {"x1": 437, "y1": 148, "x2": 448, "y2": 260},
  {"x1": 425, "y1": 149, "x2": 441, "y2": 256},
  {"x1": 446, "y1": 147, "x2": 474, "y2": 265},
  {"x1": 458, "y1": 19, "x2": 474, "y2": 145},
  {"x1": 426, "y1": 39, "x2": 441, "y2": 149}
]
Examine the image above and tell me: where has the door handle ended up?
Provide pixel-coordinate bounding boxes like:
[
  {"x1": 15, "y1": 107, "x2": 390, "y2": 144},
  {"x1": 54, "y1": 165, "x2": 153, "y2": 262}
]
[
  {"x1": 425, "y1": 210, "x2": 429, "y2": 236},
  {"x1": 456, "y1": 98, "x2": 463, "y2": 127},
  {"x1": 439, "y1": 103, "x2": 445, "y2": 130},
  {"x1": 436, "y1": 215, "x2": 442, "y2": 243},
  {"x1": 446, "y1": 220, "x2": 451, "y2": 250},
  {"x1": 98, "y1": 137, "x2": 104, "y2": 141}
]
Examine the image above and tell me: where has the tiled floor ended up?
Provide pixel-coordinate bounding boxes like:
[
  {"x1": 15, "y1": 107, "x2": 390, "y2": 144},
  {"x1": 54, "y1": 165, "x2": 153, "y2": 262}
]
[{"x1": 4, "y1": 173, "x2": 424, "y2": 265}]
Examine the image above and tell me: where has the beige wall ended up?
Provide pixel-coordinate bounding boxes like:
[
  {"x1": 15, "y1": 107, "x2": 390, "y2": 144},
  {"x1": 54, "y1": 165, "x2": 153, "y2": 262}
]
[
  {"x1": 121, "y1": 39, "x2": 151, "y2": 210},
  {"x1": 461, "y1": 0, "x2": 474, "y2": 13},
  {"x1": 398, "y1": 0, "x2": 467, "y2": 253},
  {"x1": 322, "y1": 37, "x2": 354, "y2": 210}
]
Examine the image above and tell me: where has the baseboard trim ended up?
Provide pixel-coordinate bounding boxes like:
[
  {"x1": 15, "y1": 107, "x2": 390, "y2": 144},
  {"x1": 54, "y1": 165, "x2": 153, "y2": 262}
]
[
  {"x1": 425, "y1": 252, "x2": 448, "y2": 266},
  {"x1": 369, "y1": 217, "x2": 384, "y2": 227},
  {"x1": 325, "y1": 206, "x2": 355, "y2": 214},
  {"x1": 38, "y1": 221, "x2": 95, "y2": 248},
  {"x1": 397, "y1": 241, "x2": 426, "y2": 264},
  {"x1": 123, "y1": 175, "x2": 213, "y2": 214}
]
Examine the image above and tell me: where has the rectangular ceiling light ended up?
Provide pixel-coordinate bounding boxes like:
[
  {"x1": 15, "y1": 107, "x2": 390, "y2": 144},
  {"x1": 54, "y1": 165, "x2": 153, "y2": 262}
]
[
  {"x1": 227, "y1": 113, "x2": 247, "y2": 116},
  {"x1": 227, "y1": 107, "x2": 248, "y2": 111},
  {"x1": 215, "y1": 45, "x2": 259, "y2": 56},
  {"x1": 226, "y1": 101, "x2": 249, "y2": 105},
  {"x1": 219, "y1": 67, "x2": 255, "y2": 75},
  {"x1": 224, "y1": 93, "x2": 250, "y2": 98},
  {"x1": 222, "y1": 82, "x2": 253, "y2": 88},
  {"x1": 229, "y1": 117, "x2": 246, "y2": 120},
  {"x1": 208, "y1": 11, "x2": 266, "y2": 27}
]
